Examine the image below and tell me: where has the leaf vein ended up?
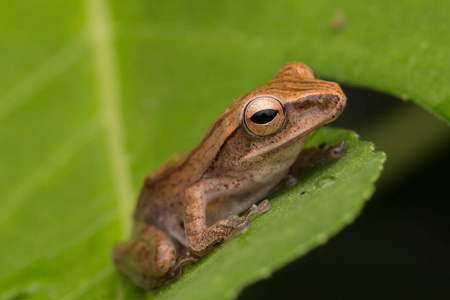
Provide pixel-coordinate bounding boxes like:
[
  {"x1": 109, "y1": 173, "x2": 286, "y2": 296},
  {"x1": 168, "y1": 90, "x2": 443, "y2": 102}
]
[{"x1": 85, "y1": 0, "x2": 134, "y2": 237}]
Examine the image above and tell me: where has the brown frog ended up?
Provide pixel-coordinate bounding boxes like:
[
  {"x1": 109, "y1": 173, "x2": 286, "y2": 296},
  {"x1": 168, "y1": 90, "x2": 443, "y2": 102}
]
[{"x1": 113, "y1": 62, "x2": 347, "y2": 289}]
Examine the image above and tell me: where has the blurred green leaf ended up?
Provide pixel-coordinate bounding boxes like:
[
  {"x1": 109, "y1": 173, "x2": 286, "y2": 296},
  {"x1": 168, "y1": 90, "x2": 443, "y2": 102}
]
[{"x1": 1, "y1": 0, "x2": 447, "y2": 298}]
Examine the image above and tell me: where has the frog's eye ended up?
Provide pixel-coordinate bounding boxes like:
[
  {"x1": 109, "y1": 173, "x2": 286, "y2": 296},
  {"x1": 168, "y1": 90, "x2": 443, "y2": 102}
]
[{"x1": 242, "y1": 96, "x2": 285, "y2": 137}]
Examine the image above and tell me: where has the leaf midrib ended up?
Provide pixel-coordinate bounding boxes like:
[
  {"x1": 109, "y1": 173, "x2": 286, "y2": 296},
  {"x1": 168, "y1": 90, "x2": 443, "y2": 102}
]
[{"x1": 85, "y1": 0, "x2": 134, "y2": 238}]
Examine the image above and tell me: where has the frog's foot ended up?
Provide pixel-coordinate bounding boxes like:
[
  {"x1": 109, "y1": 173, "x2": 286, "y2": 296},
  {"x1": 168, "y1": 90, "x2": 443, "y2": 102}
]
[
  {"x1": 187, "y1": 200, "x2": 270, "y2": 255},
  {"x1": 326, "y1": 140, "x2": 347, "y2": 158},
  {"x1": 236, "y1": 199, "x2": 270, "y2": 232},
  {"x1": 160, "y1": 251, "x2": 199, "y2": 286},
  {"x1": 164, "y1": 264, "x2": 183, "y2": 283},
  {"x1": 284, "y1": 174, "x2": 298, "y2": 188},
  {"x1": 216, "y1": 199, "x2": 270, "y2": 231},
  {"x1": 290, "y1": 140, "x2": 347, "y2": 176}
]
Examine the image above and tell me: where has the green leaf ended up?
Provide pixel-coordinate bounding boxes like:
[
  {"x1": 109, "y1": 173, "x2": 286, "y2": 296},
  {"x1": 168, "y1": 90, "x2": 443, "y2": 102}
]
[
  {"x1": 4, "y1": 0, "x2": 449, "y2": 298},
  {"x1": 149, "y1": 128, "x2": 385, "y2": 300}
]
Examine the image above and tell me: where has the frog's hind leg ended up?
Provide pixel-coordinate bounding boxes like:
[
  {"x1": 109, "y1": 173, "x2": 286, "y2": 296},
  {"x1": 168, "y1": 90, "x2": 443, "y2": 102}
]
[{"x1": 113, "y1": 224, "x2": 182, "y2": 289}]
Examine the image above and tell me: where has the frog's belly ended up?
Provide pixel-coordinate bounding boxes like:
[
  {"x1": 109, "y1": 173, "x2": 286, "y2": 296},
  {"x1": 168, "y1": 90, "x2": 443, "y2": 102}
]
[{"x1": 205, "y1": 171, "x2": 287, "y2": 226}]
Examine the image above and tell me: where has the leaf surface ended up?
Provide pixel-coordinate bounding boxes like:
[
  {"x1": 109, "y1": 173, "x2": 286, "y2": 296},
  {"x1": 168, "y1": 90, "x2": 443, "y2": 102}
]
[{"x1": 4, "y1": 0, "x2": 449, "y2": 299}]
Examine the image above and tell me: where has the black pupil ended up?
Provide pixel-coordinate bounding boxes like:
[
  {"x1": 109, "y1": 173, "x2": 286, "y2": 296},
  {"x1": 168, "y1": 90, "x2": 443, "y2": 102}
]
[{"x1": 250, "y1": 109, "x2": 278, "y2": 124}]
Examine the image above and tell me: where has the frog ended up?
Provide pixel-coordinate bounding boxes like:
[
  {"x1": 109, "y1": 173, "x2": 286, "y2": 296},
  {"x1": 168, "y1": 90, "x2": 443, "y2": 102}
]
[{"x1": 113, "y1": 62, "x2": 347, "y2": 289}]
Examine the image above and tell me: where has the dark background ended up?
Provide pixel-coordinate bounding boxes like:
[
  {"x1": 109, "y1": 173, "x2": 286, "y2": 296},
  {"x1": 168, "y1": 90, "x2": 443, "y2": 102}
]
[{"x1": 240, "y1": 85, "x2": 450, "y2": 300}]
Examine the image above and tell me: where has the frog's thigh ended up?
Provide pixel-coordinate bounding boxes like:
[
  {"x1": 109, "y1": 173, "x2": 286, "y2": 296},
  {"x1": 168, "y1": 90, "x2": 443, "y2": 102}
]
[{"x1": 113, "y1": 224, "x2": 178, "y2": 289}]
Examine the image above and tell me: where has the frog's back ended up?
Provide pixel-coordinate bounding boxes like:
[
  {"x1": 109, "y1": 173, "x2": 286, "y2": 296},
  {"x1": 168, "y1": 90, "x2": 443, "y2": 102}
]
[
  {"x1": 134, "y1": 157, "x2": 198, "y2": 223},
  {"x1": 133, "y1": 104, "x2": 240, "y2": 234}
]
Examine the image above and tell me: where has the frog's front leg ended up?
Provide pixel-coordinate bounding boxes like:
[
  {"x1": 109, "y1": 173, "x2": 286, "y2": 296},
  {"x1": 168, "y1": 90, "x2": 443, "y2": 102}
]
[
  {"x1": 113, "y1": 223, "x2": 192, "y2": 289},
  {"x1": 183, "y1": 178, "x2": 270, "y2": 256}
]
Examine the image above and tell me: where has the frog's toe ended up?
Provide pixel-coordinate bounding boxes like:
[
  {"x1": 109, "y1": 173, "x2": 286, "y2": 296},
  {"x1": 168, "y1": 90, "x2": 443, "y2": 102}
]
[
  {"x1": 246, "y1": 199, "x2": 270, "y2": 216},
  {"x1": 217, "y1": 219, "x2": 238, "y2": 229},
  {"x1": 235, "y1": 221, "x2": 250, "y2": 233},
  {"x1": 285, "y1": 174, "x2": 298, "y2": 187},
  {"x1": 257, "y1": 199, "x2": 270, "y2": 213},
  {"x1": 165, "y1": 265, "x2": 183, "y2": 282},
  {"x1": 172, "y1": 251, "x2": 199, "y2": 270},
  {"x1": 236, "y1": 200, "x2": 270, "y2": 232},
  {"x1": 330, "y1": 140, "x2": 347, "y2": 158}
]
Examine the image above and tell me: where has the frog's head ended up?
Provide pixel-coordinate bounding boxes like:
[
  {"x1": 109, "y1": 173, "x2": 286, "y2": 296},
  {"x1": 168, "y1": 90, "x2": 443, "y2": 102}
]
[
  {"x1": 239, "y1": 62, "x2": 346, "y2": 140},
  {"x1": 229, "y1": 62, "x2": 347, "y2": 162}
]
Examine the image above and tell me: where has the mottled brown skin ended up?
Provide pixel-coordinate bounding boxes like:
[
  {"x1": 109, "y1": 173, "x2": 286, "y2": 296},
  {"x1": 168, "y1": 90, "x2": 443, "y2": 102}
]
[{"x1": 113, "y1": 62, "x2": 347, "y2": 289}]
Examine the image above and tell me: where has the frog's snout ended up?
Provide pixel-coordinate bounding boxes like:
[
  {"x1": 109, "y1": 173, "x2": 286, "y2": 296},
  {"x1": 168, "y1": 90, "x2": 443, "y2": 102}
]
[
  {"x1": 331, "y1": 83, "x2": 347, "y2": 121},
  {"x1": 330, "y1": 93, "x2": 347, "y2": 122},
  {"x1": 318, "y1": 82, "x2": 347, "y2": 121},
  {"x1": 325, "y1": 92, "x2": 347, "y2": 122},
  {"x1": 293, "y1": 92, "x2": 344, "y2": 113}
]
